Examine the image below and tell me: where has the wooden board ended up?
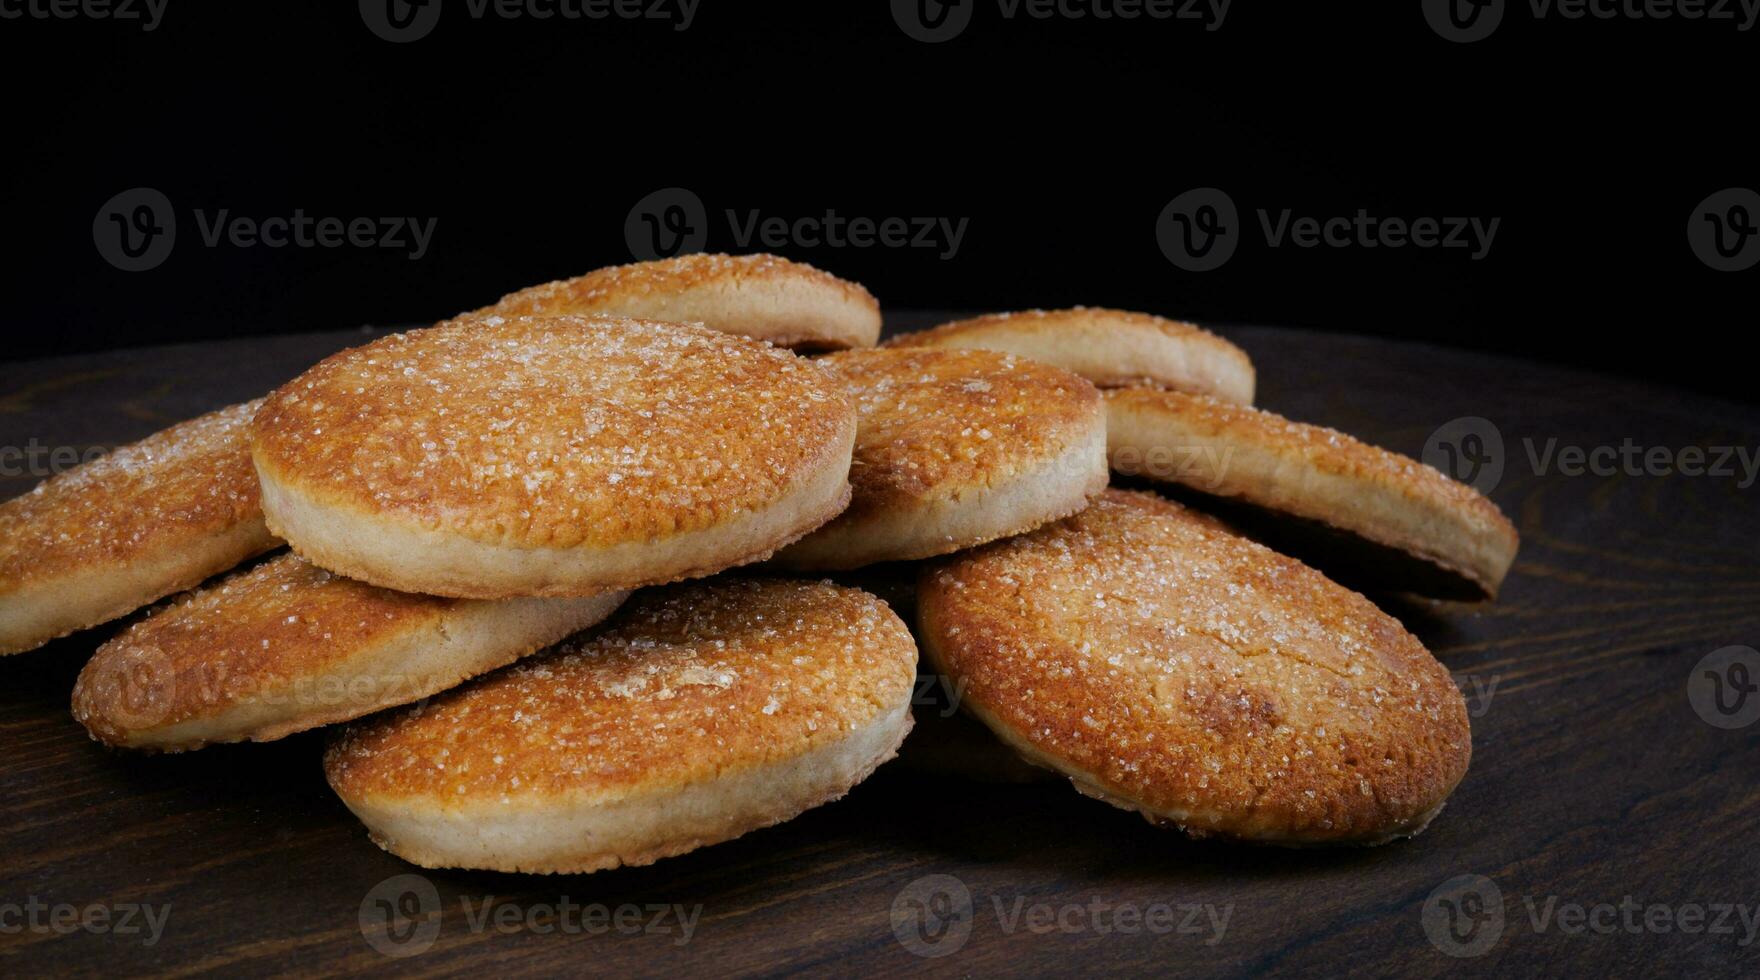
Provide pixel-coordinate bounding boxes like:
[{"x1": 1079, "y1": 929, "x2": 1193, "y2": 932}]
[{"x1": 3, "y1": 317, "x2": 1757, "y2": 977}]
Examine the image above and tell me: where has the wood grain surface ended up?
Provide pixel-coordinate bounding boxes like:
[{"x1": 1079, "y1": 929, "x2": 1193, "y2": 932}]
[{"x1": 2, "y1": 316, "x2": 1757, "y2": 978}]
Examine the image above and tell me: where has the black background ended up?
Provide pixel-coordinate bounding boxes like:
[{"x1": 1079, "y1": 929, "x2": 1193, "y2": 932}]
[{"x1": 2, "y1": 1, "x2": 1751, "y2": 400}]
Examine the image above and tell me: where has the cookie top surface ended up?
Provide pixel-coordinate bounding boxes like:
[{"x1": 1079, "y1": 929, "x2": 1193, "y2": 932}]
[
  {"x1": 919, "y1": 489, "x2": 1471, "y2": 842},
  {"x1": 325, "y1": 578, "x2": 917, "y2": 804},
  {"x1": 71, "y1": 554, "x2": 457, "y2": 734},
  {"x1": 897, "y1": 307, "x2": 1229, "y2": 350},
  {"x1": 814, "y1": 347, "x2": 1101, "y2": 514},
  {"x1": 475, "y1": 253, "x2": 880, "y2": 347},
  {"x1": 250, "y1": 315, "x2": 854, "y2": 549},
  {"x1": 0, "y1": 400, "x2": 264, "y2": 593},
  {"x1": 1106, "y1": 387, "x2": 1516, "y2": 546},
  {"x1": 887, "y1": 306, "x2": 1254, "y2": 398},
  {"x1": 481, "y1": 253, "x2": 876, "y2": 314}
]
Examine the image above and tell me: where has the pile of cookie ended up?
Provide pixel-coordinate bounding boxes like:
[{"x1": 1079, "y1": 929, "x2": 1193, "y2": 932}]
[{"x1": 0, "y1": 254, "x2": 1518, "y2": 872}]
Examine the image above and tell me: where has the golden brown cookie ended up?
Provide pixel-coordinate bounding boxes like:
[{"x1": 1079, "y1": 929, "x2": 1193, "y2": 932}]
[
  {"x1": 886, "y1": 307, "x2": 1255, "y2": 403},
  {"x1": 773, "y1": 348, "x2": 1108, "y2": 570},
  {"x1": 472, "y1": 253, "x2": 881, "y2": 350},
  {"x1": 72, "y1": 554, "x2": 628, "y2": 752},
  {"x1": 917, "y1": 489, "x2": 1472, "y2": 846},
  {"x1": 325, "y1": 578, "x2": 917, "y2": 873},
  {"x1": 251, "y1": 315, "x2": 857, "y2": 598},
  {"x1": 1, "y1": 401, "x2": 279, "y2": 655},
  {"x1": 1105, "y1": 388, "x2": 1519, "y2": 599}
]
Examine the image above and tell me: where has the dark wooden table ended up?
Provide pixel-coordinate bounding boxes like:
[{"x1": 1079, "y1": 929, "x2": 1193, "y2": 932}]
[{"x1": 3, "y1": 317, "x2": 1757, "y2": 978}]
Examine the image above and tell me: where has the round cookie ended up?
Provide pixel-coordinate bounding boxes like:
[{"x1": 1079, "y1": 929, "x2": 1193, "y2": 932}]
[
  {"x1": 472, "y1": 253, "x2": 882, "y2": 350},
  {"x1": 917, "y1": 489, "x2": 1473, "y2": 846},
  {"x1": 1105, "y1": 387, "x2": 1519, "y2": 600},
  {"x1": 886, "y1": 307, "x2": 1255, "y2": 404},
  {"x1": 72, "y1": 554, "x2": 628, "y2": 752},
  {"x1": 1, "y1": 401, "x2": 280, "y2": 656},
  {"x1": 324, "y1": 578, "x2": 917, "y2": 874},
  {"x1": 251, "y1": 315, "x2": 857, "y2": 598},
  {"x1": 772, "y1": 348, "x2": 1108, "y2": 570}
]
